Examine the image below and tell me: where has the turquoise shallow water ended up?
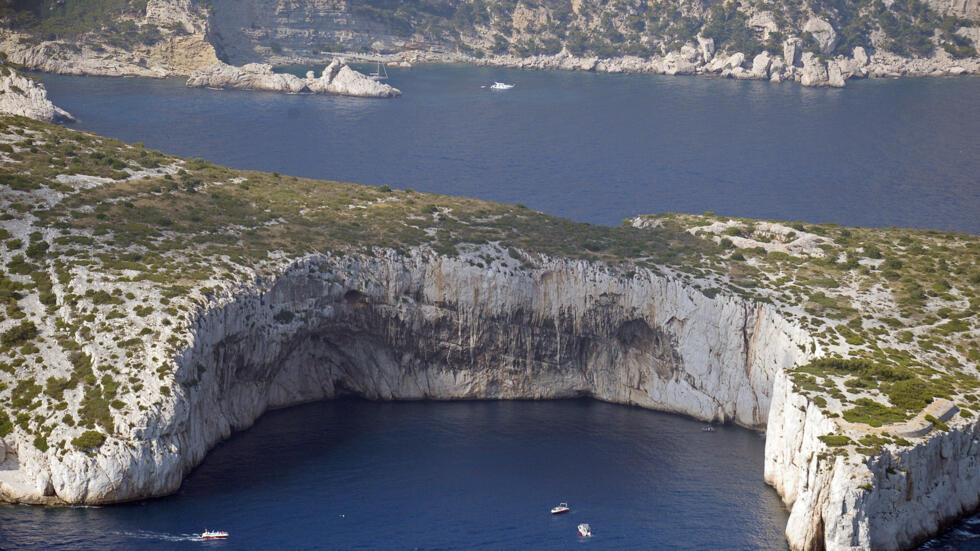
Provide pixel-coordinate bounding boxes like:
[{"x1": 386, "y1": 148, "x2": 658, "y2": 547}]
[{"x1": 39, "y1": 66, "x2": 980, "y2": 233}]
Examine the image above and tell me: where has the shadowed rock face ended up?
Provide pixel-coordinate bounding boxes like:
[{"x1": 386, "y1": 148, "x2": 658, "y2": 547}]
[{"x1": 0, "y1": 250, "x2": 811, "y2": 505}]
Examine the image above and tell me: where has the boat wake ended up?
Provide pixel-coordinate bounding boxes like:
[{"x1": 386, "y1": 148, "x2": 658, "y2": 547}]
[{"x1": 116, "y1": 530, "x2": 206, "y2": 542}]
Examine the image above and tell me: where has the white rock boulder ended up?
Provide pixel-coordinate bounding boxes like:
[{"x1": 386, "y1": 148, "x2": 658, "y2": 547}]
[
  {"x1": 800, "y1": 52, "x2": 829, "y2": 86},
  {"x1": 853, "y1": 46, "x2": 869, "y2": 67},
  {"x1": 751, "y1": 51, "x2": 773, "y2": 78},
  {"x1": 186, "y1": 62, "x2": 307, "y2": 93},
  {"x1": 804, "y1": 17, "x2": 839, "y2": 55},
  {"x1": 783, "y1": 38, "x2": 802, "y2": 67},
  {"x1": 187, "y1": 60, "x2": 401, "y2": 98},
  {"x1": 306, "y1": 59, "x2": 401, "y2": 97}
]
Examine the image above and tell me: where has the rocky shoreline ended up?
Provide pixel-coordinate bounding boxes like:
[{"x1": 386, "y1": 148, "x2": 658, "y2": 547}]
[
  {"x1": 2, "y1": 30, "x2": 977, "y2": 90},
  {"x1": 274, "y1": 39, "x2": 980, "y2": 88},
  {"x1": 186, "y1": 59, "x2": 401, "y2": 97}
]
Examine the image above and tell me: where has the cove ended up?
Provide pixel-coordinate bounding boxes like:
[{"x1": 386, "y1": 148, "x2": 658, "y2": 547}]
[{"x1": 0, "y1": 399, "x2": 789, "y2": 550}]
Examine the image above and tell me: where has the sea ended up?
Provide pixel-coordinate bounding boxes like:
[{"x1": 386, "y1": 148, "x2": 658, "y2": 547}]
[
  {"x1": 1, "y1": 66, "x2": 977, "y2": 550},
  {"x1": 0, "y1": 400, "x2": 788, "y2": 550}
]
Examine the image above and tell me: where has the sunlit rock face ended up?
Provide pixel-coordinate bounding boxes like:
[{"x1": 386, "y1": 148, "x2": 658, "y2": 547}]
[{"x1": 0, "y1": 249, "x2": 810, "y2": 505}]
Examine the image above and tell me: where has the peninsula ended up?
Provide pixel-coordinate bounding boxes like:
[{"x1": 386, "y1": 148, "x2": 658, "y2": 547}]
[{"x1": 0, "y1": 112, "x2": 976, "y2": 550}]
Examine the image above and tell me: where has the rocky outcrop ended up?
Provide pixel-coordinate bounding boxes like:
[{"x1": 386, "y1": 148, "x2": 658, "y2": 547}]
[
  {"x1": 0, "y1": 68, "x2": 73, "y2": 122},
  {"x1": 396, "y1": 39, "x2": 977, "y2": 88},
  {"x1": 186, "y1": 60, "x2": 401, "y2": 97},
  {"x1": 0, "y1": 248, "x2": 810, "y2": 504},
  {"x1": 766, "y1": 371, "x2": 980, "y2": 550},
  {"x1": 305, "y1": 59, "x2": 402, "y2": 97},
  {"x1": 804, "y1": 17, "x2": 840, "y2": 56},
  {"x1": 186, "y1": 62, "x2": 307, "y2": 92}
]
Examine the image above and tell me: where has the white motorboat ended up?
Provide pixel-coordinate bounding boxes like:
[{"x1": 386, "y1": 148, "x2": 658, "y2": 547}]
[
  {"x1": 489, "y1": 82, "x2": 514, "y2": 90},
  {"x1": 578, "y1": 523, "x2": 592, "y2": 537},
  {"x1": 201, "y1": 529, "x2": 229, "y2": 539},
  {"x1": 551, "y1": 502, "x2": 570, "y2": 514}
]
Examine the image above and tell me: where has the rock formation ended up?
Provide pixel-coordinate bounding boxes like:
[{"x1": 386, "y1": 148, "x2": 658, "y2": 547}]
[
  {"x1": 186, "y1": 60, "x2": 401, "y2": 97},
  {"x1": 0, "y1": 250, "x2": 810, "y2": 504},
  {"x1": 0, "y1": 67, "x2": 73, "y2": 122},
  {"x1": 0, "y1": 0, "x2": 977, "y2": 88},
  {"x1": 186, "y1": 62, "x2": 308, "y2": 93},
  {"x1": 305, "y1": 59, "x2": 402, "y2": 97},
  {"x1": 765, "y1": 371, "x2": 980, "y2": 551}
]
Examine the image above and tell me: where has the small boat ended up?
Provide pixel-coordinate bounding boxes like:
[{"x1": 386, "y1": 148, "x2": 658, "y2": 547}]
[
  {"x1": 551, "y1": 502, "x2": 570, "y2": 514},
  {"x1": 578, "y1": 523, "x2": 592, "y2": 537},
  {"x1": 702, "y1": 426, "x2": 716, "y2": 432},
  {"x1": 201, "y1": 529, "x2": 229, "y2": 539},
  {"x1": 489, "y1": 81, "x2": 514, "y2": 90}
]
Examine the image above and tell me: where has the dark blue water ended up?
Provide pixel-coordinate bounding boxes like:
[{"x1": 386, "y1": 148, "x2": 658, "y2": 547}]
[
  {"x1": 0, "y1": 400, "x2": 789, "y2": 550},
  {"x1": 39, "y1": 66, "x2": 980, "y2": 233},
  {"x1": 19, "y1": 67, "x2": 980, "y2": 549}
]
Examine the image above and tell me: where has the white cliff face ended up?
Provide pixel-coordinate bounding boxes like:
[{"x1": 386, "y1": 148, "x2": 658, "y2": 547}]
[
  {"x1": 0, "y1": 248, "x2": 810, "y2": 504},
  {"x1": 766, "y1": 370, "x2": 980, "y2": 550},
  {"x1": 186, "y1": 60, "x2": 401, "y2": 97},
  {"x1": 0, "y1": 0, "x2": 217, "y2": 79},
  {"x1": 0, "y1": 68, "x2": 73, "y2": 122},
  {"x1": 0, "y1": 239, "x2": 975, "y2": 549}
]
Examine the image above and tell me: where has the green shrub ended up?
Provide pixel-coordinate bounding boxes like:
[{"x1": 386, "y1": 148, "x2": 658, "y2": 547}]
[
  {"x1": 45, "y1": 376, "x2": 72, "y2": 401},
  {"x1": 925, "y1": 414, "x2": 949, "y2": 431},
  {"x1": 10, "y1": 378, "x2": 42, "y2": 409},
  {"x1": 71, "y1": 430, "x2": 106, "y2": 452},
  {"x1": 273, "y1": 309, "x2": 294, "y2": 324},
  {"x1": 33, "y1": 434, "x2": 48, "y2": 452},
  {"x1": 0, "y1": 410, "x2": 12, "y2": 437},
  {"x1": 843, "y1": 398, "x2": 906, "y2": 427},
  {"x1": 818, "y1": 434, "x2": 852, "y2": 446},
  {"x1": 1, "y1": 320, "x2": 37, "y2": 346}
]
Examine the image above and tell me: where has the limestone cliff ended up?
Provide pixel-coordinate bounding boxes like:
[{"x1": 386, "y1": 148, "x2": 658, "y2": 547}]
[
  {"x1": 0, "y1": 249, "x2": 810, "y2": 503},
  {"x1": 0, "y1": 64, "x2": 72, "y2": 122},
  {"x1": 0, "y1": 0, "x2": 218, "y2": 78},
  {"x1": 203, "y1": 0, "x2": 980, "y2": 87},
  {"x1": 766, "y1": 371, "x2": 980, "y2": 550},
  {"x1": 0, "y1": 118, "x2": 976, "y2": 551},
  {"x1": 1, "y1": 0, "x2": 978, "y2": 86}
]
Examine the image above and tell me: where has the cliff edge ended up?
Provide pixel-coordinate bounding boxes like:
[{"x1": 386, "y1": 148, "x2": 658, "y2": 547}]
[{"x1": 0, "y1": 117, "x2": 976, "y2": 551}]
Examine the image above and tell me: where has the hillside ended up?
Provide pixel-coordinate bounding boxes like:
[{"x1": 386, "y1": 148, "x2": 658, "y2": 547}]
[
  {"x1": 0, "y1": 115, "x2": 976, "y2": 549},
  {"x1": 0, "y1": 0, "x2": 978, "y2": 86}
]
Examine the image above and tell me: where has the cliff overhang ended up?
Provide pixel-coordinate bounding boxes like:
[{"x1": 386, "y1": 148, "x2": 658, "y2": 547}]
[{"x1": 0, "y1": 117, "x2": 976, "y2": 551}]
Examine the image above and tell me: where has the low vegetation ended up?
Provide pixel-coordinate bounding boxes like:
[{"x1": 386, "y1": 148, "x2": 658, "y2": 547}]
[{"x1": 0, "y1": 114, "x2": 974, "y2": 467}]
